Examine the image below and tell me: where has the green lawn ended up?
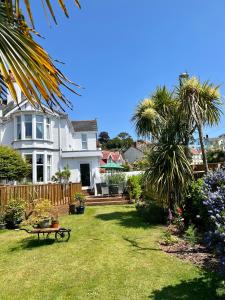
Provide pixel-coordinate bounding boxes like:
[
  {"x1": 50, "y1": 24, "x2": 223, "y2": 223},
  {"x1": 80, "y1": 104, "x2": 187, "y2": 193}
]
[{"x1": 0, "y1": 205, "x2": 224, "y2": 300}]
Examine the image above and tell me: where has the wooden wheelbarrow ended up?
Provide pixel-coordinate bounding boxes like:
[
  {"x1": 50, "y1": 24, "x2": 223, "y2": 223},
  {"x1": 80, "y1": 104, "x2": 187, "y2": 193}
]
[{"x1": 17, "y1": 227, "x2": 71, "y2": 242}]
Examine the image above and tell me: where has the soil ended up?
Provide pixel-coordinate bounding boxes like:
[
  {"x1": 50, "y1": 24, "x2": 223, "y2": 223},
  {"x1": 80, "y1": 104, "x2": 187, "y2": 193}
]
[{"x1": 159, "y1": 239, "x2": 222, "y2": 274}]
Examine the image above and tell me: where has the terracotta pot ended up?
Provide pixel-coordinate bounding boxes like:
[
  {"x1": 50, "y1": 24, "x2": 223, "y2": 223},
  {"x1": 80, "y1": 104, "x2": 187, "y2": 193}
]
[{"x1": 51, "y1": 220, "x2": 59, "y2": 228}]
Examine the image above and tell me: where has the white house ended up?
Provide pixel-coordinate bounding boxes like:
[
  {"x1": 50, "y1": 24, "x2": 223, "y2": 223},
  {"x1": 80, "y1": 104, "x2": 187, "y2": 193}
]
[
  {"x1": 190, "y1": 148, "x2": 203, "y2": 165},
  {"x1": 0, "y1": 84, "x2": 102, "y2": 189}
]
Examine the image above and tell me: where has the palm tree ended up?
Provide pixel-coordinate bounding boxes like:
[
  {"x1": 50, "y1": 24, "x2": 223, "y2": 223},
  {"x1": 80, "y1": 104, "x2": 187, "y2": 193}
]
[
  {"x1": 0, "y1": 1, "x2": 81, "y2": 110},
  {"x1": 133, "y1": 86, "x2": 193, "y2": 209},
  {"x1": 179, "y1": 77, "x2": 222, "y2": 174},
  {"x1": 132, "y1": 86, "x2": 175, "y2": 140},
  {"x1": 145, "y1": 118, "x2": 193, "y2": 208}
]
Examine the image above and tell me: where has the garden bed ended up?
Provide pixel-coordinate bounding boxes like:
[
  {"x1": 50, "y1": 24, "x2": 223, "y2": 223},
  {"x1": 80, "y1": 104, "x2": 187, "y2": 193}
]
[{"x1": 159, "y1": 239, "x2": 221, "y2": 274}]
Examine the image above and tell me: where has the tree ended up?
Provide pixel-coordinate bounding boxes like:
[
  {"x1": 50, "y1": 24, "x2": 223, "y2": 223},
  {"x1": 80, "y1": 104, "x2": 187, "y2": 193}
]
[
  {"x1": 145, "y1": 116, "x2": 193, "y2": 208},
  {"x1": 98, "y1": 132, "x2": 110, "y2": 147},
  {"x1": 52, "y1": 166, "x2": 71, "y2": 183},
  {"x1": 207, "y1": 149, "x2": 225, "y2": 163},
  {"x1": 105, "y1": 137, "x2": 123, "y2": 150},
  {"x1": 0, "y1": 146, "x2": 30, "y2": 181},
  {"x1": 117, "y1": 132, "x2": 134, "y2": 150},
  {"x1": 0, "y1": 1, "x2": 81, "y2": 110},
  {"x1": 179, "y1": 77, "x2": 222, "y2": 174},
  {"x1": 132, "y1": 85, "x2": 193, "y2": 209}
]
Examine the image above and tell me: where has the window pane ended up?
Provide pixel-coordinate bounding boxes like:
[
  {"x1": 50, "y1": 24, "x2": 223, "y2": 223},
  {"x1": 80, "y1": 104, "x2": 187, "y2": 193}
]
[
  {"x1": 46, "y1": 117, "x2": 50, "y2": 125},
  {"x1": 36, "y1": 154, "x2": 44, "y2": 165},
  {"x1": 25, "y1": 115, "x2": 32, "y2": 122},
  {"x1": 36, "y1": 123, "x2": 43, "y2": 139},
  {"x1": 25, "y1": 122, "x2": 32, "y2": 138},
  {"x1": 47, "y1": 155, "x2": 51, "y2": 165},
  {"x1": 17, "y1": 124, "x2": 21, "y2": 139},
  {"x1": 82, "y1": 142, "x2": 88, "y2": 150},
  {"x1": 81, "y1": 134, "x2": 87, "y2": 149},
  {"x1": 24, "y1": 154, "x2": 32, "y2": 182},
  {"x1": 47, "y1": 166, "x2": 51, "y2": 181},
  {"x1": 81, "y1": 134, "x2": 87, "y2": 142},
  {"x1": 36, "y1": 115, "x2": 43, "y2": 123},
  {"x1": 25, "y1": 154, "x2": 32, "y2": 165},
  {"x1": 46, "y1": 125, "x2": 50, "y2": 140},
  {"x1": 16, "y1": 116, "x2": 21, "y2": 140},
  {"x1": 37, "y1": 166, "x2": 43, "y2": 182}
]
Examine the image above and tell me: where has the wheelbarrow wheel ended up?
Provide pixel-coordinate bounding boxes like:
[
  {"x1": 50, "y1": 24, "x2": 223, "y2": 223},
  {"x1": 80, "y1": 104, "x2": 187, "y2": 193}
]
[{"x1": 55, "y1": 230, "x2": 70, "y2": 242}]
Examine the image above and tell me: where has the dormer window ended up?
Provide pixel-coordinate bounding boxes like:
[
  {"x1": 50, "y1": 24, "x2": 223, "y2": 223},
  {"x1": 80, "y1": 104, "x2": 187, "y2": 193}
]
[
  {"x1": 16, "y1": 116, "x2": 21, "y2": 140},
  {"x1": 36, "y1": 115, "x2": 44, "y2": 139},
  {"x1": 81, "y1": 134, "x2": 88, "y2": 150},
  {"x1": 25, "y1": 115, "x2": 32, "y2": 139}
]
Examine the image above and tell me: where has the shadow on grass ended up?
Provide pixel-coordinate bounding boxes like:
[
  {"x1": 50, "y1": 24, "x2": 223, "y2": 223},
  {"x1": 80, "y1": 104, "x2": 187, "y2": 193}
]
[
  {"x1": 123, "y1": 236, "x2": 161, "y2": 252},
  {"x1": 95, "y1": 210, "x2": 151, "y2": 229},
  {"x1": 10, "y1": 237, "x2": 55, "y2": 251},
  {"x1": 149, "y1": 272, "x2": 225, "y2": 300}
]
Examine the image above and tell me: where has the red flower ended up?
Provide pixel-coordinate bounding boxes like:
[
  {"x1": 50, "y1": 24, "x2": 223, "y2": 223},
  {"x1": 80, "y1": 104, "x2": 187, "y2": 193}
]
[{"x1": 177, "y1": 207, "x2": 183, "y2": 214}]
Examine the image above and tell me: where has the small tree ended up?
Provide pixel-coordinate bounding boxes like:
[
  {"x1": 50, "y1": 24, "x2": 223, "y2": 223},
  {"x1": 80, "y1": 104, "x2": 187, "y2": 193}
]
[
  {"x1": 52, "y1": 166, "x2": 71, "y2": 183},
  {"x1": 0, "y1": 146, "x2": 30, "y2": 182}
]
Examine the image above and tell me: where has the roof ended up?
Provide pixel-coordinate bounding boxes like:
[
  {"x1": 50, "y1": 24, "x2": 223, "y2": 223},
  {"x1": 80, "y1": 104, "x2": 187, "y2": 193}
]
[
  {"x1": 102, "y1": 150, "x2": 123, "y2": 162},
  {"x1": 191, "y1": 148, "x2": 202, "y2": 155},
  {"x1": 71, "y1": 120, "x2": 97, "y2": 132},
  {"x1": 2, "y1": 101, "x2": 16, "y2": 117}
]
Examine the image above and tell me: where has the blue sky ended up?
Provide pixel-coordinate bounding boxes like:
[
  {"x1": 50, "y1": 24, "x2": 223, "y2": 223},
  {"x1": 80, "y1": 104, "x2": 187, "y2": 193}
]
[{"x1": 31, "y1": 0, "x2": 225, "y2": 139}]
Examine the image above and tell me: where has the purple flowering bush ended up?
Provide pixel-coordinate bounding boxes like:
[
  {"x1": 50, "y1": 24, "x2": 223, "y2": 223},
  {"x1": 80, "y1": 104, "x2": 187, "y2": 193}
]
[{"x1": 202, "y1": 169, "x2": 225, "y2": 270}]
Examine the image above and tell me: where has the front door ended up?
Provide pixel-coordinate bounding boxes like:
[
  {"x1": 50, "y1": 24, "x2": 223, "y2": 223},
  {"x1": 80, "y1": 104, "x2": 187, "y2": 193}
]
[{"x1": 80, "y1": 164, "x2": 90, "y2": 186}]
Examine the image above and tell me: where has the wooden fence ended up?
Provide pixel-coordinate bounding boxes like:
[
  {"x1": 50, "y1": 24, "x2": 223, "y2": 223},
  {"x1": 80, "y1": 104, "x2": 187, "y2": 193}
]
[{"x1": 0, "y1": 182, "x2": 82, "y2": 209}]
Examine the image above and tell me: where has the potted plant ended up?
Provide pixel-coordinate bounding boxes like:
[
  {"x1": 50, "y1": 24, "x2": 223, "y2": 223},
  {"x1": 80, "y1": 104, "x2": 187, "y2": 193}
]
[
  {"x1": 74, "y1": 192, "x2": 86, "y2": 214},
  {"x1": 0, "y1": 212, "x2": 6, "y2": 230},
  {"x1": 4, "y1": 198, "x2": 26, "y2": 229},
  {"x1": 51, "y1": 216, "x2": 60, "y2": 228},
  {"x1": 69, "y1": 197, "x2": 77, "y2": 215},
  {"x1": 23, "y1": 199, "x2": 53, "y2": 228}
]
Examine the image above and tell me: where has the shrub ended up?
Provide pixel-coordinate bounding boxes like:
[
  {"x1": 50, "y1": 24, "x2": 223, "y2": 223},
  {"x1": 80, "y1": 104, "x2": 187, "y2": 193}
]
[
  {"x1": 4, "y1": 198, "x2": 26, "y2": 225},
  {"x1": 73, "y1": 192, "x2": 86, "y2": 205},
  {"x1": 23, "y1": 198, "x2": 52, "y2": 226},
  {"x1": 136, "y1": 200, "x2": 166, "y2": 224},
  {"x1": 0, "y1": 146, "x2": 30, "y2": 182},
  {"x1": 202, "y1": 169, "x2": 225, "y2": 270},
  {"x1": 161, "y1": 229, "x2": 179, "y2": 246},
  {"x1": 107, "y1": 173, "x2": 126, "y2": 185},
  {"x1": 52, "y1": 166, "x2": 71, "y2": 183},
  {"x1": 184, "y1": 224, "x2": 199, "y2": 246},
  {"x1": 184, "y1": 179, "x2": 208, "y2": 230},
  {"x1": 127, "y1": 175, "x2": 142, "y2": 201}
]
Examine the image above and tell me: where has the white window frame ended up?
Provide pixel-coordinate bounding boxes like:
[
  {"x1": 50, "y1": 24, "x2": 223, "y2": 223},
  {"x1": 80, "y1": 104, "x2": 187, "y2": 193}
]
[
  {"x1": 36, "y1": 153, "x2": 44, "y2": 182},
  {"x1": 24, "y1": 114, "x2": 32, "y2": 139},
  {"x1": 47, "y1": 154, "x2": 52, "y2": 182},
  {"x1": 36, "y1": 115, "x2": 44, "y2": 139},
  {"x1": 16, "y1": 116, "x2": 21, "y2": 140},
  {"x1": 46, "y1": 117, "x2": 51, "y2": 140},
  {"x1": 81, "y1": 133, "x2": 88, "y2": 150}
]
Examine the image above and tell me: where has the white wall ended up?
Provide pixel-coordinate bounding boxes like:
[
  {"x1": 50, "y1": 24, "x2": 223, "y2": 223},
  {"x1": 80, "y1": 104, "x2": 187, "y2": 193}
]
[
  {"x1": 123, "y1": 147, "x2": 143, "y2": 163},
  {"x1": 62, "y1": 157, "x2": 100, "y2": 186}
]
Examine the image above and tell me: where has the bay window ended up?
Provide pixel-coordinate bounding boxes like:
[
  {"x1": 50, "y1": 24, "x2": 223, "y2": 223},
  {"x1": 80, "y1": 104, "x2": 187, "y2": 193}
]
[
  {"x1": 36, "y1": 115, "x2": 44, "y2": 139},
  {"x1": 25, "y1": 115, "x2": 32, "y2": 139}
]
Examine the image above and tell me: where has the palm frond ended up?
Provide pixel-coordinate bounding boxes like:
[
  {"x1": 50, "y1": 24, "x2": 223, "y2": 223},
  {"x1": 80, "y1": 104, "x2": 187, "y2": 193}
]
[
  {"x1": 2, "y1": 0, "x2": 81, "y2": 27},
  {"x1": 0, "y1": 5, "x2": 80, "y2": 110}
]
